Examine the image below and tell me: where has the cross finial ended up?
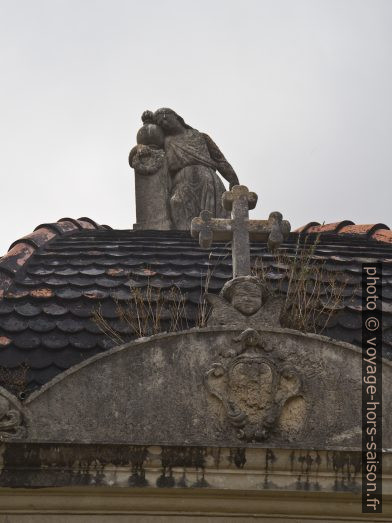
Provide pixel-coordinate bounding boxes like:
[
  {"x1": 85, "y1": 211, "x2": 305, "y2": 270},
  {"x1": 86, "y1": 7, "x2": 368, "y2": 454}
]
[{"x1": 191, "y1": 185, "x2": 290, "y2": 278}]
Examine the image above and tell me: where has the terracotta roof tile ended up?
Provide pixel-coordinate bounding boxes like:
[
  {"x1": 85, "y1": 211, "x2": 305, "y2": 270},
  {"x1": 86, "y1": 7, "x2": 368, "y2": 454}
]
[
  {"x1": 0, "y1": 243, "x2": 36, "y2": 275},
  {"x1": 0, "y1": 218, "x2": 107, "y2": 299},
  {"x1": 8, "y1": 228, "x2": 57, "y2": 251},
  {"x1": 295, "y1": 221, "x2": 354, "y2": 234},
  {"x1": 372, "y1": 229, "x2": 392, "y2": 244},
  {"x1": 338, "y1": 223, "x2": 389, "y2": 236},
  {"x1": 295, "y1": 221, "x2": 391, "y2": 241},
  {"x1": 0, "y1": 336, "x2": 11, "y2": 347},
  {"x1": 294, "y1": 222, "x2": 320, "y2": 234}
]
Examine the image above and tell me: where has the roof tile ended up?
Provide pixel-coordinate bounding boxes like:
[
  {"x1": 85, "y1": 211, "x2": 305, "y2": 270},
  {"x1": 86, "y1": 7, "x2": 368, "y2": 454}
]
[{"x1": 339, "y1": 223, "x2": 389, "y2": 236}]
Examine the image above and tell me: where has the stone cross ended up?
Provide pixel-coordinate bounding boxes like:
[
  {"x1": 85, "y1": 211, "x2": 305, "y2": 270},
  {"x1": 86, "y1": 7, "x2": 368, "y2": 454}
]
[{"x1": 191, "y1": 185, "x2": 290, "y2": 278}]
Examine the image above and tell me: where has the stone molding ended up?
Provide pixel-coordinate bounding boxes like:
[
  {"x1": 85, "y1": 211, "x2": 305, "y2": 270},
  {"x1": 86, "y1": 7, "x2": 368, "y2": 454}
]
[{"x1": 0, "y1": 444, "x2": 391, "y2": 520}]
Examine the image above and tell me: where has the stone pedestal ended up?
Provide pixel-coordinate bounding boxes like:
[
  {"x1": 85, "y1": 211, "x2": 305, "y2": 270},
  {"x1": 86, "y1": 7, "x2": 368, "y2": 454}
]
[{"x1": 131, "y1": 146, "x2": 172, "y2": 230}]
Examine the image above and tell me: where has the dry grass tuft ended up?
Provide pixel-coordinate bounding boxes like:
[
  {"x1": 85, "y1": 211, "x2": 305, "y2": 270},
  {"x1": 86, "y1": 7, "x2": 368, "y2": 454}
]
[
  {"x1": 252, "y1": 234, "x2": 350, "y2": 334},
  {"x1": 93, "y1": 285, "x2": 189, "y2": 343}
]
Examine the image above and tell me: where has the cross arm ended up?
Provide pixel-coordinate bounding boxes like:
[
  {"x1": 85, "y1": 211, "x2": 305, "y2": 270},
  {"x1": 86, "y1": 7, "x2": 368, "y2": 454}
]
[
  {"x1": 191, "y1": 210, "x2": 232, "y2": 248},
  {"x1": 246, "y1": 213, "x2": 290, "y2": 249}
]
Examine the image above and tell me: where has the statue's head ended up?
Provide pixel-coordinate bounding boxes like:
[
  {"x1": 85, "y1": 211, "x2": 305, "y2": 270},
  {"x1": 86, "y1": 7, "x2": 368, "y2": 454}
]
[
  {"x1": 154, "y1": 108, "x2": 191, "y2": 135},
  {"x1": 222, "y1": 276, "x2": 265, "y2": 316}
]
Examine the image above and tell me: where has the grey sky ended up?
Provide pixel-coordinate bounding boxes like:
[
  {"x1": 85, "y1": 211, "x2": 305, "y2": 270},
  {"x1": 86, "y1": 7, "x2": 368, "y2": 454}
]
[{"x1": 1, "y1": 0, "x2": 391, "y2": 255}]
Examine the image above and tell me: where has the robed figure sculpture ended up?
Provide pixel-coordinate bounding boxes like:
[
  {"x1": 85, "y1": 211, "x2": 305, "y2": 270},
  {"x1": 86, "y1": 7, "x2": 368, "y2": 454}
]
[{"x1": 129, "y1": 108, "x2": 239, "y2": 230}]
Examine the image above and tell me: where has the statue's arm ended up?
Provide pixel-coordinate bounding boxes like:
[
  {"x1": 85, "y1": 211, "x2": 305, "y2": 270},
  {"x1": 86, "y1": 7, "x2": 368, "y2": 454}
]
[{"x1": 202, "y1": 133, "x2": 239, "y2": 189}]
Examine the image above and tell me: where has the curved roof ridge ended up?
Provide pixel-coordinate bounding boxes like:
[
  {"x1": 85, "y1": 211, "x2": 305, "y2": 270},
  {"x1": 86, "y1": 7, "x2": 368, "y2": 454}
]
[{"x1": 0, "y1": 218, "x2": 106, "y2": 298}]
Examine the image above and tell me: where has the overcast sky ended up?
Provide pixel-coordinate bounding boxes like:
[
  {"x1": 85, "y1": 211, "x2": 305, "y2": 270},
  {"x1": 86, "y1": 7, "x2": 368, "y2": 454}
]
[{"x1": 0, "y1": 0, "x2": 391, "y2": 255}]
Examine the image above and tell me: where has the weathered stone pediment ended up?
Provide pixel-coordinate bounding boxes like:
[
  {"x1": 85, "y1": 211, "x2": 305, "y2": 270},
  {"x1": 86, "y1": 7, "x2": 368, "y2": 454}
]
[{"x1": 1, "y1": 327, "x2": 390, "y2": 450}]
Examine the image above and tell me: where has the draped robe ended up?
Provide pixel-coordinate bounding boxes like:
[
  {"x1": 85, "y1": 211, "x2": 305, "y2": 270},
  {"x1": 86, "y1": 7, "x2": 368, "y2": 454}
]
[{"x1": 164, "y1": 129, "x2": 230, "y2": 230}]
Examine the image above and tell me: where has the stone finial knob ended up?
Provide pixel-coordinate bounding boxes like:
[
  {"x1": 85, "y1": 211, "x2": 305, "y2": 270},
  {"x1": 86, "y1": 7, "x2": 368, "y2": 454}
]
[
  {"x1": 191, "y1": 210, "x2": 214, "y2": 249},
  {"x1": 267, "y1": 212, "x2": 291, "y2": 252}
]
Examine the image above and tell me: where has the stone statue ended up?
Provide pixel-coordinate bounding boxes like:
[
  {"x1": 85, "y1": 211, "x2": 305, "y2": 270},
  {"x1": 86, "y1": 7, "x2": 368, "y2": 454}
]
[
  {"x1": 206, "y1": 276, "x2": 284, "y2": 331},
  {"x1": 129, "y1": 108, "x2": 239, "y2": 230}
]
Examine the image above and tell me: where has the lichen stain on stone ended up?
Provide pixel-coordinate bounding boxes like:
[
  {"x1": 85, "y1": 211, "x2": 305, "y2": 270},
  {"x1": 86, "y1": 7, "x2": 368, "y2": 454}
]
[
  {"x1": 328, "y1": 451, "x2": 361, "y2": 492},
  {"x1": 291, "y1": 451, "x2": 322, "y2": 491},
  {"x1": 161, "y1": 446, "x2": 206, "y2": 469},
  {"x1": 191, "y1": 475, "x2": 209, "y2": 488},
  {"x1": 156, "y1": 469, "x2": 175, "y2": 488},
  {"x1": 0, "y1": 443, "x2": 150, "y2": 488},
  {"x1": 263, "y1": 448, "x2": 276, "y2": 488},
  {"x1": 156, "y1": 446, "x2": 207, "y2": 488},
  {"x1": 210, "y1": 446, "x2": 222, "y2": 469},
  {"x1": 127, "y1": 446, "x2": 149, "y2": 487},
  {"x1": 229, "y1": 447, "x2": 246, "y2": 469}
]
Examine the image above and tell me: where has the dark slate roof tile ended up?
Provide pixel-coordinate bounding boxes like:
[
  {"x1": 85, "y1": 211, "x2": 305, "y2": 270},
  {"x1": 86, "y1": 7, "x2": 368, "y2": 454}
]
[
  {"x1": 106, "y1": 268, "x2": 131, "y2": 277},
  {"x1": 148, "y1": 277, "x2": 179, "y2": 289},
  {"x1": 164, "y1": 258, "x2": 196, "y2": 267},
  {"x1": 0, "y1": 316, "x2": 28, "y2": 332},
  {"x1": 41, "y1": 333, "x2": 69, "y2": 350},
  {"x1": 69, "y1": 259, "x2": 99, "y2": 267},
  {"x1": 0, "y1": 347, "x2": 30, "y2": 367},
  {"x1": 125, "y1": 279, "x2": 145, "y2": 289},
  {"x1": 14, "y1": 302, "x2": 41, "y2": 317},
  {"x1": 44, "y1": 276, "x2": 68, "y2": 286},
  {"x1": 53, "y1": 268, "x2": 79, "y2": 276},
  {"x1": 16, "y1": 276, "x2": 44, "y2": 287},
  {"x1": 54, "y1": 348, "x2": 101, "y2": 369},
  {"x1": 187, "y1": 290, "x2": 204, "y2": 304},
  {"x1": 96, "y1": 300, "x2": 119, "y2": 318},
  {"x1": 27, "y1": 266, "x2": 55, "y2": 276},
  {"x1": 337, "y1": 310, "x2": 362, "y2": 330},
  {"x1": 383, "y1": 328, "x2": 392, "y2": 346},
  {"x1": 109, "y1": 320, "x2": 134, "y2": 335},
  {"x1": 323, "y1": 325, "x2": 358, "y2": 345},
  {"x1": 28, "y1": 317, "x2": 56, "y2": 333},
  {"x1": 114, "y1": 259, "x2": 145, "y2": 267},
  {"x1": 5, "y1": 288, "x2": 30, "y2": 299},
  {"x1": 19, "y1": 348, "x2": 57, "y2": 369},
  {"x1": 110, "y1": 288, "x2": 136, "y2": 301},
  {"x1": 84, "y1": 319, "x2": 103, "y2": 334},
  {"x1": 66, "y1": 276, "x2": 94, "y2": 287},
  {"x1": 79, "y1": 267, "x2": 106, "y2": 276},
  {"x1": 0, "y1": 302, "x2": 13, "y2": 315},
  {"x1": 30, "y1": 364, "x2": 67, "y2": 386},
  {"x1": 345, "y1": 300, "x2": 363, "y2": 312},
  {"x1": 13, "y1": 332, "x2": 41, "y2": 349},
  {"x1": 382, "y1": 301, "x2": 392, "y2": 313},
  {"x1": 99, "y1": 337, "x2": 116, "y2": 350},
  {"x1": 69, "y1": 332, "x2": 99, "y2": 349},
  {"x1": 96, "y1": 277, "x2": 123, "y2": 288},
  {"x1": 55, "y1": 288, "x2": 83, "y2": 300},
  {"x1": 56, "y1": 318, "x2": 84, "y2": 333},
  {"x1": 383, "y1": 287, "x2": 392, "y2": 300},
  {"x1": 83, "y1": 289, "x2": 109, "y2": 299},
  {"x1": 68, "y1": 301, "x2": 94, "y2": 318},
  {"x1": 42, "y1": 303, "x2": 68, "y2": 316}
]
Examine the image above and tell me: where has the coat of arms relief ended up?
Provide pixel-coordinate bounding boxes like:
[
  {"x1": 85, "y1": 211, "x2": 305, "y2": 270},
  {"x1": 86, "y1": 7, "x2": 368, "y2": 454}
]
[{"x1": 203, "y1": 276, "x2": 304, "y2": 443}]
